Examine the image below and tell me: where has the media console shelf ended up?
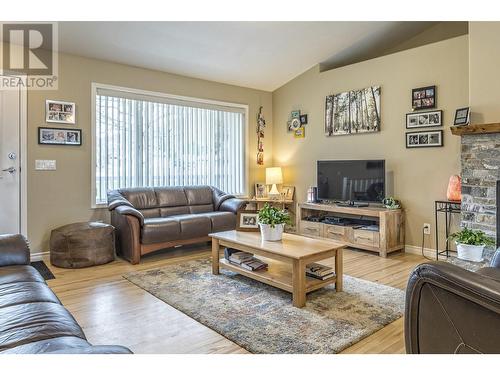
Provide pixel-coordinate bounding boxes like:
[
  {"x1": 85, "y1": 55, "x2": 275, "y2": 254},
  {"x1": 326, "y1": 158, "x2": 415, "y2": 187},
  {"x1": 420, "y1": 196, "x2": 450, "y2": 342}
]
[{"x1": 297, "y1": 202, "x2": 405, "y2": 257}]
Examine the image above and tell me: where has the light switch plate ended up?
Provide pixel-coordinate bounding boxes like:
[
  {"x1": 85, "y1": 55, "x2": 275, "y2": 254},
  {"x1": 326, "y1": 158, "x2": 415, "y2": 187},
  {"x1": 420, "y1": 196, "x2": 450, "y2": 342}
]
[{"x1": 35, "y1": 160, "x2": 56, "y2": 170}]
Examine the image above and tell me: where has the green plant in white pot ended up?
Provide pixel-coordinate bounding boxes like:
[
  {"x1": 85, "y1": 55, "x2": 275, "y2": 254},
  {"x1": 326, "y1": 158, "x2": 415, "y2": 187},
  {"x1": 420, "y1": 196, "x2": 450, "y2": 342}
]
[
  {"x1": 258, "y1": 203, "x2": 291, "y2": 241},
  {"x1": 448, "y1": 228, "x2": 495, "y2": 262}
]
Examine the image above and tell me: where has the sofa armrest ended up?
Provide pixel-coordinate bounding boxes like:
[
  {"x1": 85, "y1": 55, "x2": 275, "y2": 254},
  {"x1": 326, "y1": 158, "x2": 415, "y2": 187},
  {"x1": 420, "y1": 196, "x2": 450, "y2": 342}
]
[
  {"x1": 114, "y1": 205, "x2": 145, "y2": 226},
  {"x1": 50, "y1": 345, "x2": 133, "y2": 354},
  {"x1": 0, "y1": 234, "x2": 30, "y2": 267},
  {"x1": 219, "y1": 197, "x2": 247, "y2": 214},
  {"x1": 490, "y1": 248, "x2": 500, "y2": 268},
  {"x1": 405, "y1": 262, "x2": 500, "y2": 354}
]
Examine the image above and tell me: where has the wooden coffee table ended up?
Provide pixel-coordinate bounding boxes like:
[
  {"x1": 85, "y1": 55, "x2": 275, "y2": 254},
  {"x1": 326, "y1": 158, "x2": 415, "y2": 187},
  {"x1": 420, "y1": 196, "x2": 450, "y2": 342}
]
[{"x1": 209, "y1": 230, "x2": 345, "y2": 308}]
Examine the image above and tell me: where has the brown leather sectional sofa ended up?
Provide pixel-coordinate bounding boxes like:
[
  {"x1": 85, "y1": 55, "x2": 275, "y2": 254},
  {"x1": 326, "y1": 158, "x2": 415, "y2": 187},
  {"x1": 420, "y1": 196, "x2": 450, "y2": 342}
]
[
  {"x1": 405, "y1": 251, "x2": 500, "y2": 354},
  {"x1": 108, "y1": 185, "x2": 246, "y2": 264},
  {"x1": 0, "y1": 234, "x2": 131, "y2": 354}
]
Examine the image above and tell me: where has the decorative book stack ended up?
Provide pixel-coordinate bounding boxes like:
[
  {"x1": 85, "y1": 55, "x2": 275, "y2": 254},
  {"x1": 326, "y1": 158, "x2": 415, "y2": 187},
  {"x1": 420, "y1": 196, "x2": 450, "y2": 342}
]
[
  {"x1": 306, "y1": 263, "x2": 335, "y2": 280},
  {"x1": 224, "y1": 248, "x2": 268, "y2": 271}
]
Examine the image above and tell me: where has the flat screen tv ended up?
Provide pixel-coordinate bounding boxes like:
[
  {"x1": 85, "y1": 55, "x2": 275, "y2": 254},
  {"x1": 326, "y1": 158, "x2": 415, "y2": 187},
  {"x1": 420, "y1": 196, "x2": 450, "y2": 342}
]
[{"x1": 317, "y1": 160, "x2": 385, "y2": 203}]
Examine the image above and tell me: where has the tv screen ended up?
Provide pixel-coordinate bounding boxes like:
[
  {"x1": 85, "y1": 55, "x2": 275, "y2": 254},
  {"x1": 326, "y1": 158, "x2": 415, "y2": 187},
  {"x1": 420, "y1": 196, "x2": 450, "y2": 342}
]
[{"x1": 317, "y1": 160, "x2": 385, "y2": 203}]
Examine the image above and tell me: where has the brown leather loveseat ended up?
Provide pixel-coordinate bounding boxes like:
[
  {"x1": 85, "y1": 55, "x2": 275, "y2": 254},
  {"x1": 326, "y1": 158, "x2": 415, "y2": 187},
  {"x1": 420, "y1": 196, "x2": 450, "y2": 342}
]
[
  {"x1": 108, "y1": 185, "x2": 246, "y2": 264},
  {"x1": 0, "y1": 234, "x2": 131, "y2": 354},
  {"x1": 405, "y1": 251, "x2": 500, "y2": 354}
]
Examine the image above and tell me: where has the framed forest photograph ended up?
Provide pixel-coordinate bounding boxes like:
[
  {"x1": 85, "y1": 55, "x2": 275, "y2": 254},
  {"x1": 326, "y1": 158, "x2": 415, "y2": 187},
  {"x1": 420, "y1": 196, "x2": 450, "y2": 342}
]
[{"x1": 325, "y1": 86, "x2": 381, "y2": 136}]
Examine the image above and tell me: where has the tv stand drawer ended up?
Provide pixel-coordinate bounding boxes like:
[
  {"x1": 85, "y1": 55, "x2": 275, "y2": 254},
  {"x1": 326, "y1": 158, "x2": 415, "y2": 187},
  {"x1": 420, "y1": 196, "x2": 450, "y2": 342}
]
[
  {"x1": 323, "y1": 224, "x2": 347, "y2": 241},
  {"x1": 353, "y1": 230, "x2": 379, "y2": 247},
  {"x1": 299, "y1": 220, "x2": 321, "y2": 237}
]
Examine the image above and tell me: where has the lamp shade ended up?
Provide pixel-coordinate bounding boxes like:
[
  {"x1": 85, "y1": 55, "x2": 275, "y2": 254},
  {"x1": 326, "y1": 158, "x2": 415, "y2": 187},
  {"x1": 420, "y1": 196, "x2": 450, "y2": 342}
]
[{"x1": 266, "y1": 167, "x2": 283, "y2": 185}]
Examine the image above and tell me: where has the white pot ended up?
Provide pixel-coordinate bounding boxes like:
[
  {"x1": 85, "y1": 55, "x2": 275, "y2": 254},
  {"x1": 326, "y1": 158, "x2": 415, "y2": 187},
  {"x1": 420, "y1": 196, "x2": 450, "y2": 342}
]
[
  {"x1": 456, "y1": 243, "x2": 485, "y2": 262},
  {"x1": 259, "y1": 223, "x2": 284, "y2": 241}
]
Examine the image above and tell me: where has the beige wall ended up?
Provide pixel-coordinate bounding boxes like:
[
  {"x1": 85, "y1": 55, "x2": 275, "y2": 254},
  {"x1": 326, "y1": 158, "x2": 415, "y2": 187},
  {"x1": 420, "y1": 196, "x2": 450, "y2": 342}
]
[
  {"x1": 469, "y1": 22, "x2": 500, "y2": 123},
  {"x1": 272, "y1": 36, "x2": 469, "y2": 248},
  {"x1": 25, "y1": 52, "x2": 272, "y2": 252}
]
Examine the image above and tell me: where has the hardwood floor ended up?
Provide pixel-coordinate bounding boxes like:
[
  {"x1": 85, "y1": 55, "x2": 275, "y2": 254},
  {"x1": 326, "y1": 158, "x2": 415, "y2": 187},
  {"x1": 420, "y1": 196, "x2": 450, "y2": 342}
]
[{"x1": 43, "y1": 244, "x2": 425, "y2": 354}]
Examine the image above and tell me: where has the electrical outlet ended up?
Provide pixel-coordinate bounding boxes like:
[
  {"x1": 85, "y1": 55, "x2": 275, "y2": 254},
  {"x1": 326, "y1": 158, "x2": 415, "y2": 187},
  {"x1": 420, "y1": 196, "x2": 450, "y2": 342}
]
[{"x1": 423, "y1": 223, "x2": 431, "y2": 235}]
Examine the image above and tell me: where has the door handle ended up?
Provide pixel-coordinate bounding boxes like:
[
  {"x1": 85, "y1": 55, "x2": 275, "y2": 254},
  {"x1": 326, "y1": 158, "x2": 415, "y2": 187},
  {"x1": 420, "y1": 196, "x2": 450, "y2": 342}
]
[{"x1": 1, "y1": 167, "x2": 16, "y2": 173}]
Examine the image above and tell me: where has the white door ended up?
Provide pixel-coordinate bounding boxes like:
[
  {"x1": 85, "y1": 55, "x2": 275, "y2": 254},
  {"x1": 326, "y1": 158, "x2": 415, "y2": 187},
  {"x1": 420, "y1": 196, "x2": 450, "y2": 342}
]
[{"x1": 0, "y1": 76, "x2": 22, "y2": 234}]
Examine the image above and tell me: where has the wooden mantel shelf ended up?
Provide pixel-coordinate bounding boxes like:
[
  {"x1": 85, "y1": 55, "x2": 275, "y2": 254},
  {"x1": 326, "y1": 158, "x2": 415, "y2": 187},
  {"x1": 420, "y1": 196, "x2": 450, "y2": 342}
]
[{"x1": 450, "y1": 123, "x2": 500, "y2": 136}]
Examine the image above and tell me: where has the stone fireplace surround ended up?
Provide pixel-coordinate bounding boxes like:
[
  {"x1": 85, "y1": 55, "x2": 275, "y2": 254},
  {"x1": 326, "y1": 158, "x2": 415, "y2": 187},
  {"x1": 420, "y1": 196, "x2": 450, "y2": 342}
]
[{"x1": 460, "y1": 132, "x2": 500, "y2": 265}]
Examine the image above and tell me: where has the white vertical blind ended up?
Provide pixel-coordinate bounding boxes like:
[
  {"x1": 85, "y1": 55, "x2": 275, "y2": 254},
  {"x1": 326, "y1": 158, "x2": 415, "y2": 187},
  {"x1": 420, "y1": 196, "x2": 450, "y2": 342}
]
[{"x1": 94, "y1": 88, "x2": 246, "y2": 205}]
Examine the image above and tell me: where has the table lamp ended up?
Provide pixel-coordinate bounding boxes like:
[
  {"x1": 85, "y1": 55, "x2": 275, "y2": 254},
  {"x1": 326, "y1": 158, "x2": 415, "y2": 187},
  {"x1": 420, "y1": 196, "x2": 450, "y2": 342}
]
[{"x1": 266, "y1": 167, "x2": 283, "y2": 199}]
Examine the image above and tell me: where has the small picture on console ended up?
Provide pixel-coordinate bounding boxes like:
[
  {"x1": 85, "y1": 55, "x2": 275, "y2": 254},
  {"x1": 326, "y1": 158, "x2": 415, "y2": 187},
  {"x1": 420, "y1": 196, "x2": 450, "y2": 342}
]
[{"x1": 236, "y1": 211, "x2": 259, "y2": 232}]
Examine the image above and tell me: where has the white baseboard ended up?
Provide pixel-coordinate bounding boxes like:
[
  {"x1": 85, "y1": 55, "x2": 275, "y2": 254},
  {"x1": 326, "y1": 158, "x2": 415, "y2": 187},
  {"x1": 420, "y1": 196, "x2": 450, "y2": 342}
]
[
  {"x1": 405, "y1": 245, "x2": 447, "y2": 260},
  {"x1": 30, "y1": 251, "x2": 49, "y2": 261}
]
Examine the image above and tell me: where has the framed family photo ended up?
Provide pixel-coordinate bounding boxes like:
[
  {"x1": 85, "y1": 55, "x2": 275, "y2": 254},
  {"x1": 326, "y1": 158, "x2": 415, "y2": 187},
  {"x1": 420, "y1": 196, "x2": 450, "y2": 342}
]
[
  {"x1": 281, "y1": 186, "x2": 295, "y2": 200},
  {"x1": 236, "y1": 210, "x2": 260, "y2": 232},
  {"x1": 254, "y1": 183, "x2": 268, "y2": 199},
  {"x1": 454, "y1": 107, "x2": 470, "y2": 126},
  {"x1": 406, "y1": 110, "x2": 442, "y2": 129},
  {"x1": 406, "y1": 130, "x2": 443, "y2": 148},
  {"x1": 38, "y1": 127, "x2": 82, "y2": 146},
  {"x1": 46, "y1": 100, "x2": 76, "y2": 124},
  {"x1": 412, "y1": 85, "x2": 436, "y2": 110}
]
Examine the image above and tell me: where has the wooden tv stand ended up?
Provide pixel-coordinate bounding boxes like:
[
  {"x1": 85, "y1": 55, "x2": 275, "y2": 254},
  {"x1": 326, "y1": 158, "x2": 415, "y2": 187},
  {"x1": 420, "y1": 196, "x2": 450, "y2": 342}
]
[{"x1": 297, "y1": 202, "x2": 405, "y2": 257}]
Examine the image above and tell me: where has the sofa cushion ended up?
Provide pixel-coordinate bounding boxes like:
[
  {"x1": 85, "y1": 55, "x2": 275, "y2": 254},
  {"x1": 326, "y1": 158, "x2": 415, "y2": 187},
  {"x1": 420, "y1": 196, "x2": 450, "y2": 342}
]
[
  {"x1": 141, "y1": 217, "x2": 181, "y2": 245},
  {"x1": 155, "y1": 187, "x2": 188, "y2": 207},
  {"x1": 139, "y1": 208, "x2": 161, "y2": 218},
  {"x1": 170, "y1": 214, "x2": 212, "y2": 239},
  {"x1": 0, "y1": 302, "x2": 86, "y2": 351},
  {"x1": 160, "y1": 206, "x2": 190, "y2": 217},
  {"x1": 0, "y1": 282, "x2": 60, "y2": 308},
  {"x1": 189, "y1": 204, "x2": 215, "y2": 214},
  {"x1": 120, "y1": 188, "x2": 157, "y2": 209},
  {"x1": 0, "y1": 265, "x2": 45, "y2": 285},
  {"x1": 185, "y1": 186, "x2": 214, "y2": 206},
  {"x1": 1, "y1": 336, "x2": 90, "y2": 354},
  {"x1": 201, "y1": 212, "x2": 236, "y2": 232}
]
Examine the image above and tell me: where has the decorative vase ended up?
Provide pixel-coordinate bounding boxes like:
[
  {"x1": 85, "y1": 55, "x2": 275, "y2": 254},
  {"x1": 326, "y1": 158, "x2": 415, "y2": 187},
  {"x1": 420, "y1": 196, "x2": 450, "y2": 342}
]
[
  {"x1": 447, "y1": 175, "x2": 462, "y2": 202},
  {"x1": 259, "y1": 223, "x2": 284, "y2": 241},
  {"x1": 456, "y1": 242, "x2": 485, "y2": 262}
]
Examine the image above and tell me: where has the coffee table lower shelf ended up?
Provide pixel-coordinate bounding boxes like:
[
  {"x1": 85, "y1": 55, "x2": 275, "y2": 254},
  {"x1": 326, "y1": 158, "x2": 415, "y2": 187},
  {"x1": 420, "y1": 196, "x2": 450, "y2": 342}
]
[{"x1": 219, "y1": 258, "x2": 337, "y2": 294}]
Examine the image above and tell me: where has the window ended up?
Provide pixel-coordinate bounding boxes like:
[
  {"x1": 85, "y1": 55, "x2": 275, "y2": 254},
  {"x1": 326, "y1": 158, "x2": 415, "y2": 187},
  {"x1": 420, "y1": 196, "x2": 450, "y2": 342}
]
[{"x1": 92, "y1": 84, "x2": 247, "y2": 206}]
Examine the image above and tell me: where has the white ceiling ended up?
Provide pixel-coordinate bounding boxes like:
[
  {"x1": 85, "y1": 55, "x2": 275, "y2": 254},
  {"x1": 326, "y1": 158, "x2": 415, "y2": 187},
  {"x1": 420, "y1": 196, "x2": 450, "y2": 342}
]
[{"x1": 59, "y1": 22, "x2": 438, "y2": 92}]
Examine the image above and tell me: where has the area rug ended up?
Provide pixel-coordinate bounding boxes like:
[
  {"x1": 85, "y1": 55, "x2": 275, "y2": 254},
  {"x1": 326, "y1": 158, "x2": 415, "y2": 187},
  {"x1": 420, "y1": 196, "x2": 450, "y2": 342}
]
[{"x1": 123, "y1": 258, "x2": 405, "y2": 354}]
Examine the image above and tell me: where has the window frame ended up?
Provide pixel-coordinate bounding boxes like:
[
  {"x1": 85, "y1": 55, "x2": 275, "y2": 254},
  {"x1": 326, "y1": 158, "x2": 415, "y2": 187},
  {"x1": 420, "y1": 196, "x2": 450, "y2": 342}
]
[{"x1": 90, "y1": 82, "x2": 249, "y2": 209}]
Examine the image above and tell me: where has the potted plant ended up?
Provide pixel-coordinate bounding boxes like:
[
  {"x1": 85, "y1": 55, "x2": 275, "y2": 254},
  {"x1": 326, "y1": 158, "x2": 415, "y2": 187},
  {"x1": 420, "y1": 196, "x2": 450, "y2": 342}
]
[
  {"x1": 257, "y1": 203, "x2": 291, "y2": 241},
  {"x1": 382, "y1": 197, "x2": 401, "y2": 209},
  {"x1": 448, "y1": 228, "x2": 495, "y2": 262}
]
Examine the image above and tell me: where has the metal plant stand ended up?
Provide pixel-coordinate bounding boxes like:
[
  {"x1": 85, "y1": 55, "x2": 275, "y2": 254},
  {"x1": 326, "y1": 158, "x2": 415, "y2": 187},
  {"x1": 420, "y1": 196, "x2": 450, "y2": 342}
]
[{"x1": 434, "y1": 200, "x2": 462, "y2": 260}]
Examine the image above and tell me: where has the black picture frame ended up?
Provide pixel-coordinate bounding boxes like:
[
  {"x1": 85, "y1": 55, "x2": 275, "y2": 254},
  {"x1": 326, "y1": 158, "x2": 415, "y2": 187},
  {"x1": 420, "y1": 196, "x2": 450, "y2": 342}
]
[
  {"x1": 299, "y1": 114, "x2": 308, "y2": 125},
  {"x1": 406, "y1": 110, "x2": 443, "y2": 129},
  {"x1": 38, "y1": 127, "x2": 82, "y2": 146},
  {"x1": 411, "y1": 85, "x2": 436, "y2": 110},
  {"x1": 405, "y1": 130, "x2": 443, "y2": 148},
  {"x1": 453, "y1": 107, "x2": 470, "y2": 126}
]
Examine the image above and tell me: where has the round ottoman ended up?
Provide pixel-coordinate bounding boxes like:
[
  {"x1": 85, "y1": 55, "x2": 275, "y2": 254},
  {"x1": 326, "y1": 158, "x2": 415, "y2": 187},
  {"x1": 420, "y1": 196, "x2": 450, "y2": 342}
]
[{"x1": 50, "y1": 222, "x2": 115, "y2": 268}]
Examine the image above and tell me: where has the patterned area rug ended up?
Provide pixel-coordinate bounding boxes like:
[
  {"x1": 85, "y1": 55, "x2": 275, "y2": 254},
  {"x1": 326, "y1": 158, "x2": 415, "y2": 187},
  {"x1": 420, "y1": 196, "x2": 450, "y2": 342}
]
[{"x1": 123, "y1": 258, "x2": 405, "y2": 354}]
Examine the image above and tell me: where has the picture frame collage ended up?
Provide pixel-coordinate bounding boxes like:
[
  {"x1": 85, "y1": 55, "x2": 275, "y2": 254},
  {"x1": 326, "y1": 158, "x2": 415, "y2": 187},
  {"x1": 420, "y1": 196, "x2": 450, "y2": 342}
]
[
  {"x1": 406, "y1": 85, "x2": 443, "y2": 148},
  {"x1": 287, "y1": 110, "x2": 308, "y2": 138},
  {"x1": 39, "y1": 100, "x2": 81, "y2": 146}
]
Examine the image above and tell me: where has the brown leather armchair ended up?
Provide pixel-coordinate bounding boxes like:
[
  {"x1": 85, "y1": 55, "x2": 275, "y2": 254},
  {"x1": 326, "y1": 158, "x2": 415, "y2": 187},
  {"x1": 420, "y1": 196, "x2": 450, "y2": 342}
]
[
  {"x1": 0, "y1": 234, "x2": 131, "y2": 354},
  {"x1": 405, "y1": 251, "x2": 500, "y2": 354},
  {"x1": 108, "y1": 185, "x2": 247, "y2": 264}
]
